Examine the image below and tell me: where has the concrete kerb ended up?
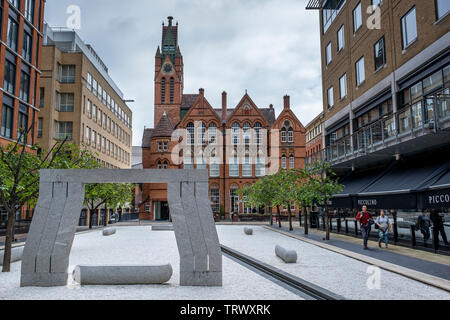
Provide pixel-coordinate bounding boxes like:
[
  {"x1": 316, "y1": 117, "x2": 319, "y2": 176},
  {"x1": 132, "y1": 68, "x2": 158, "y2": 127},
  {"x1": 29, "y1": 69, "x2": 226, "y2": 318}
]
[{"x1": 264, "y1": 226, "x2": 450, "y2": 293}]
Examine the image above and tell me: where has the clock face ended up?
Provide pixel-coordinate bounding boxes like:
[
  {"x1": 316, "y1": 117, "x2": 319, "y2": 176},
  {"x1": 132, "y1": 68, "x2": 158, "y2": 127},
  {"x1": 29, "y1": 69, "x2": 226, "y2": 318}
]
[{"x1": 163, "y1": 63, "x2": 173, "y2": 73}]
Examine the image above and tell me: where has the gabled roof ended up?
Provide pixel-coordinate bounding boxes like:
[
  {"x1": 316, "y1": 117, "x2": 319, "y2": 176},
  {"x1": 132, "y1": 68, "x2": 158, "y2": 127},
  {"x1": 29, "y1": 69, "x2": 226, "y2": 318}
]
[
  {"x1": 142, "y1": 129, "x2": 154, "y2": 148},
  {"x1": 212, "y1": 108, "x2": 276, "y2": 125},
  {"x1": 153, "y1": 113, "x2": 174, "y2": 138}
]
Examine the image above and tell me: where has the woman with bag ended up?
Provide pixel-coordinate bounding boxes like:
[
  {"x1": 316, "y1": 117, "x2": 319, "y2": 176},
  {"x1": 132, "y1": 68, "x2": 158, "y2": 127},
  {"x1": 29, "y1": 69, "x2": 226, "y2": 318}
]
[{"x1": 375, "y1": 210, "x2": 391, "y2": 249}]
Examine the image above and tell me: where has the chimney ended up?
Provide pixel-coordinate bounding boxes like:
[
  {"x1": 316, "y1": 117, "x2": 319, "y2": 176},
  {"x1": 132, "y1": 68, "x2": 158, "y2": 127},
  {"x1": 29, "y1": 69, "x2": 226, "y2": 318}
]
[
  {"x1": 168, "y1": 16, "x2": 173, "y2": 26},
  {"x1": 199, "y1": 88, "x2": 205, "y2": 96},
  {"x1": 283, "y1": 95, "x2": 290, "y2": 109},
  {"x1": 222, "y1": 91, "x2": 227, "y2": 120}
]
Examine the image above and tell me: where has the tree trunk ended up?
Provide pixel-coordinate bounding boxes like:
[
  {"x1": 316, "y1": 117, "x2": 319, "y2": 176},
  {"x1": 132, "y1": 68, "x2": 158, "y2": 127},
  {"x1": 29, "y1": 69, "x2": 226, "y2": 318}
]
[
  {"x1": 304, "y1": 206, "x2": 309, "y2": 235},
  {"x1": 2, "y1": 208, "x2": 16, "y2": 272},
  {"x1": 276, "y1": 205, "x2": 281, "y2": 228},
  {"x1": 88, "y1": 207, "x2": 94, "y2": 229},
  {"x1": 325, "y1": 204, "x2": 330, "y2": 240},
  {"x1": 268, "y1": 204, "x2": 273, "y2": 226},
  {"x1": 288, "y1": 206, "x2": 293, "y2": 231},
  {"x1": 299, "y1": 207, "x2": 302, "y2": 227},
  {"x1": 103, "y1": 204, "x2": 108, "y2": 227}
]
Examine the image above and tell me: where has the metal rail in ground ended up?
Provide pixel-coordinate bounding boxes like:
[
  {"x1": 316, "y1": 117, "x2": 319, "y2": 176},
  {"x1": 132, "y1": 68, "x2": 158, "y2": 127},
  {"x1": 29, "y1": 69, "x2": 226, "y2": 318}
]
[{"x1": 221, "y1": 245, "x2": 345, "y2": 301}]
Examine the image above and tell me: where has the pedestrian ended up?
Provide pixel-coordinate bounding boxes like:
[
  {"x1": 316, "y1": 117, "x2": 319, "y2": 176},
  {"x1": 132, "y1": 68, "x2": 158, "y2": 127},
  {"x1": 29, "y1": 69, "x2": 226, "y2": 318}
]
[
  {"x1": 375, "y1": 210, "x2": 391, "y2": 248},
  {"x1": 430, "y1": 209, "x2": 449, "y2": 250},
  {"x1": 416, "y1": 210, "x2": 431, "y2": 245},
  {"x1": 356, "y1": 206, "x2": 373, "y2": 250}
]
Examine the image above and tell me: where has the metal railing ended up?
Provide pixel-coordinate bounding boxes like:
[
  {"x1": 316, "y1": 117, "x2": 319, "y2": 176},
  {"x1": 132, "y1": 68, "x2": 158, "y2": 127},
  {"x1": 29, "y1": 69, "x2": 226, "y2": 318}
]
[{"x1": 307, "y1": 92, "x2": 450, "y2": 165}]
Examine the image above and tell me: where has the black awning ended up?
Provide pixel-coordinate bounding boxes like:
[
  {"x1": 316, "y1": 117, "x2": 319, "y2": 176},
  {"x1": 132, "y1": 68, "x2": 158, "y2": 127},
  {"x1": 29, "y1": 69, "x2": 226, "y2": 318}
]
[
  {"x1": 329, "y1": 196, "x2": 353, "y2": 209},
  {"x1": 353, "y1": 193, "x2": 417, "y2": 210},
  {"x1": 418, "y1": 168, "x2": 450, "y2": 209}
]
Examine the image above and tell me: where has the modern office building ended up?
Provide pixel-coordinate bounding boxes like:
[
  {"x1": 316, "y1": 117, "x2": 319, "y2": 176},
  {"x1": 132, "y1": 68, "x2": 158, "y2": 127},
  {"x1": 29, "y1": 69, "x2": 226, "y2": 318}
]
[
  {"x1": 38, "y1": 24, "x2": 133, "y2": 169},
  {"x1": 141, "y1": 17, "x2": 307, "y2": 221},
  {"x1": 0, "y1": 0, "x2": 46, "y2": 223},
  {"x1": 306, "y1": 0, "x2": 450, "y2": 213}
]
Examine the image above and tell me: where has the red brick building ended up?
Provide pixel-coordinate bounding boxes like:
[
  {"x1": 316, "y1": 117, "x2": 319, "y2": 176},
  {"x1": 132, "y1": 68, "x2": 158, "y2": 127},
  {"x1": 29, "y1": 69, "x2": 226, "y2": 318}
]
[{"x1": 141, "y1": 17, "x2": 307, "y2": 220}]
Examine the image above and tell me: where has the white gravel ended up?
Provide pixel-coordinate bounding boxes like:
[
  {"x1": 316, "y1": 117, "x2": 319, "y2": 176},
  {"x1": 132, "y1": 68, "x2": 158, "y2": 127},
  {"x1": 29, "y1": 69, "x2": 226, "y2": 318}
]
[
  {"x1": 0, "y1": 226, "x2": 302, "y2": 300},
  {"x1": 217, "y1": 225, "x2": 450, "y2": 300}
]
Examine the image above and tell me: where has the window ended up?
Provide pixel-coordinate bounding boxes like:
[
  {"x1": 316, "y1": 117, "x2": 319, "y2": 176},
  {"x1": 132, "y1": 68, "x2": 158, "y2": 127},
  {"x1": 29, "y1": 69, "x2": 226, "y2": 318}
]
[
  {"x1": 24, "y1": 0, "x2": 35, "y2": 23},
  {"x1": 229, "y1": 157, "x2": 239, "y2": 177},
  {"x1": 423, "y1": 70, "x2": 443, "y2": 94},
  {"x1": 243, "y1": 156, "x2": 252, "y2": 177},
  {"x1": 197, "y1": 157, "x2": 207, "y2": 170},
  {"x1": 256, "y1": 156, "x2": 265, "y2": 177},
  {"x1": 92, "y1": 78, "x2": 98, "y2": 96},
  {"x1": 102, "y1": 90, "x2": 107, "y2": 105},
  {"x1": 187, "y1": 122, "x2": 194, "y2": 145},
  {"x1": 163, "y1": 141, "x2": 168, "y2": 151},
  {"x1": 17, "y1": 105, "x2": 28, "y2": 143},
  {"x1": 356, "y1": 57, "x2": 365, "y2": 86},
  {"x1": 288, "y1": 128, "x2": 294, "y2": 143},
  {"x1": 170, "y1": 77, "x2": 174, "y2": 104},
  {"x1": 208, "y1": 123, "x2": 217, "y2": 144},
  {"x1": 7, "y1": 17, "x2": 18, "y2": 52},
  {"x1": 232, "y1": 122, "x2": 240, "y2": 145},
  {"x1": 57, "y1": 93, "x2": 74, "y2": 112},
  {"x1": 161, "y1": 77, "x2": 166, "y2": 104},
  {"x1": 61, "y1": 65, "x2": 75, "y2": 83},
  {"x1": 87, "y1": 73, "x2": 92, "y2": 90},
  {"x1": 198, "y1": 122, "x2": 206, "y2": 145},
  {"x1": 19, "y1": 71, "x2": 30, "y2": 102},
  {"x1": 353, "y1": 2, "x2": 362, "y2": 33},
  {"x1": 145, "y1": 203, "x2": 151, "y2": 213},
  {"x1": 39, "y1": 87, "x2": 44, "y2": 107},
  {"x1": 8, "y1": 0, "x2": 20, "y2": 9},
  {"x1": 183, "y1": 156, "x2": 193, "y2": 169},
  {"x1": 327, "y1": 87, "x2": 334, "y2": 108},
  {"x1": 85, "y1": 126, "x2": 91, "y2": 144},
  {"x1": 282, "y1": 155, "x2": 287, "y2": 170},
  {"x1": 37, "y1": 117, "x2": 43, "y2": 138},
  {"x1": 243, "y1": 122, "x2": 251, "y2": 145},
  {"x1": 1, "y1": 104, "x2": 14, "y2": 138},
  {"x1": 339, "y1": 74, "x2": 347, "y2": 99},
  {"x1": 372, "y1": 0, "x2": 382, "y2": 7},
  {"x1": 401, "y1": 7, "x2": 417, "y2": 49},
  {"x1": 210, "y1": 158, "x2": 220, "y2": 177},
  {"x1": 53, "y1": 121, "x2": 72, "y2": 141},
  {"x1": 281, "y1": 128, "x2": 287, "y2": 143},
  {"x1": 325, "y1": 42, "x2": 332, "y2": 65},
  {"x1": 23, "y1": 31, "x2": 33, "y2": 63},
  {"x1": 210, "y1": 186, "x2": 220, "y2": 214},
  {"x1": 436, "y1": 0, "x2": 450, "y2": 20},
  {"x1": 337, "y1": 25, "x2": 345, "y2": 51},
  {"x1": 374, "y1": 37, "x2": 386, "y2": 70},
  {"x1": 4, "y1": 60, "x2": 16, "y2": 94},
  {"x1": 322, "y1": 0, "x2": 346, "y2": 33},
  {"x1": 290, "y1": 155, "x2": 295, "y2": 169}
]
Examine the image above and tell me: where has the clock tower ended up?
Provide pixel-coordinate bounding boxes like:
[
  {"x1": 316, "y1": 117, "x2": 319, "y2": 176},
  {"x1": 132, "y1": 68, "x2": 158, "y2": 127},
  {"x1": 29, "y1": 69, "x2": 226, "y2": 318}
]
[{"x1": 154, "y1": 16, "x2": 184, "y2": 126}]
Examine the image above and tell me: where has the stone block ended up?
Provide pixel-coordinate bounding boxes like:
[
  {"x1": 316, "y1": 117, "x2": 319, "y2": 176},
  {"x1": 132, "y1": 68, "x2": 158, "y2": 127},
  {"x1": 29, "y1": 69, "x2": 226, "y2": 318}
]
[
  {"x1": 244, "y1": 227, "x2": 253, "y2": 235},
  {"x1": 0, "y1": 246, "x2": 24, "y2": 265},
  {"x1": 275, "y1": 245, "x2": 297, "y2": 263},
  {"x1": 103, "y1": 228, "x2": 117, "y2": 236},
  {"x1": 72, "y1": 264, "x2": 173, "y2": 285},
  {"x1": 151, "y1": 225, "x2": 174, "y2": 231}
]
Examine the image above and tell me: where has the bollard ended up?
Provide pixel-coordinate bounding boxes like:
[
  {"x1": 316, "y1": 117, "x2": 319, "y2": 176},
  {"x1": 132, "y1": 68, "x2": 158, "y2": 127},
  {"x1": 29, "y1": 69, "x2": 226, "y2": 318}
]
[
  {"x1": 244, "y1": 227, "x2": 253, "y2": 235},
  {"x1": 275, "y1": 245, "x2": 297, "y2": 263},
  {"x1": 345, "y1": 220, "x2": 349, "y2": 234},
  {"x1": 410, "y1": 225, "x2": 416, "y2": 247},
  {"x1": 354, "y1": 221, "x2": 358, "y2": 237}
]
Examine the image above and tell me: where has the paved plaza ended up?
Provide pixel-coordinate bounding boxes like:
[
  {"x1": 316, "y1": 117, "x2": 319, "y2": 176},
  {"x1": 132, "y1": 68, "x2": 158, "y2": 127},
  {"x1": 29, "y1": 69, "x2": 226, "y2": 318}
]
[{"x1": 1, "y1": 225, "x2": 449, "y2": 300}]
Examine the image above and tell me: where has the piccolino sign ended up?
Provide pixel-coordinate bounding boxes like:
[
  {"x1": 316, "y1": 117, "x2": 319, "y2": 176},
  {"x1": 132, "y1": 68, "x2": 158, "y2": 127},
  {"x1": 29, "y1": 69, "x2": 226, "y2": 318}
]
[
  {"x1": 358, "y1": 199, "x2": 378, "y2": 206},
  {"x1": 428, "y1": 193, "x2": 450, "y2": 205}
]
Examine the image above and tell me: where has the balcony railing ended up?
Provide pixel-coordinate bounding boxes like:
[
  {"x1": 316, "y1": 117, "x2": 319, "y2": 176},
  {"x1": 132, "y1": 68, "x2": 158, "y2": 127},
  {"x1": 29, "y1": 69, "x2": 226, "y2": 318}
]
[{"x1": 307, "y1": 92, "x2": 450, "y2": 166}]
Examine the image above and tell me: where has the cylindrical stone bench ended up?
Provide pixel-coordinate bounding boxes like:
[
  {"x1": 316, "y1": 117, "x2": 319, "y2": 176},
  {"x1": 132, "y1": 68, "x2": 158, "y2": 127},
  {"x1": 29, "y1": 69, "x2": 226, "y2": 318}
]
[
  {"x1": 244, "y1": 227, "x2": 253, "y2": 235},
  {"x1": 72, "y1": 264, "x2": 173, "y2": 285},
  {"x1": 103, "y1": 228, "x2": 116, "y2": 236},
  {"x1": 152, "y1": 225, "x2": 174, "y2": 231},
  {"x1": 0, "y1": 246, "x2": 24, "y2": 265},
  {"x1": 275, "y1": 245, "x2": 297, "y2": 263}
]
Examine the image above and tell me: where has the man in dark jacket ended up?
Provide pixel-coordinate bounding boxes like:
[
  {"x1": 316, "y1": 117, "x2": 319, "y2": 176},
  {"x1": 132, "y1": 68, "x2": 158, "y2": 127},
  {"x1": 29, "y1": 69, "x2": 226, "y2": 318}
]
[
  {"x1": 356, "y1": 206, "x2": 373, "y2": 250},
  {"x1": 430, "y1": 209, "x2": 449, "y2": 250},
  {"x1": 417, "y1": 211, "x2": 431, "y2": 244}
]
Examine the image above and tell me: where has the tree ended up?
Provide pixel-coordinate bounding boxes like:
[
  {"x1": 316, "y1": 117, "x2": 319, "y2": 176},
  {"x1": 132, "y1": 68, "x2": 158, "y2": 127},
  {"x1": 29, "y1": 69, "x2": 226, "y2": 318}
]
[
  {"x1": 273, "y1": 170, "x2": 298, "y2": 231},
  {"x1": 294, "y1": 168, "x2": 319, "y2": 235},
  {"x1": 0, "y1": 127, "x2": 97, "y2": 272},
  {"x1": 308, "y1": 161, "x2": 343, "y2": 241},
  {"x1": 84, "y1": 183, "x2": 134, "y2": 228}
]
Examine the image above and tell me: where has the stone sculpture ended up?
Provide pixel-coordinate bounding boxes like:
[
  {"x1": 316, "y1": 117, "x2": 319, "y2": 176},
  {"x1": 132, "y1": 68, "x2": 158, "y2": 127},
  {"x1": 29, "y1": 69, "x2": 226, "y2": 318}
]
[
  {"x1": 244, "y1": 227, "x2": 253, "y2": 235},
  {"x1": 102, "y1": 228, "x2": 116, "y2": 236},
  {"x1": 275, "y1": 245, "x2": 297, "y2": 263},
  {"x1": 20, "y1": 169, "x2": 222, "y2": 287}
]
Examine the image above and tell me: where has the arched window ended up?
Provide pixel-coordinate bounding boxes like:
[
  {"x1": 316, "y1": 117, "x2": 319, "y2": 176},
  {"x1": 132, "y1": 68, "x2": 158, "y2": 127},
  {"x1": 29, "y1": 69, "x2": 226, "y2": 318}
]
[
  {"x1": 161, "y1": 77, "x2": 166, "y2": 104},
  {"x1": 208, "y1": 122, "x2": 217, "y2": 145},
  {"x1": 230, "y1": 183, "x2": 239, "y2": 213},
  {"x1": 232, "y1": 122, "x2": 240, "y2": 145},
  {"x1": 170, "y1": 77, "x2": 174, "y2": 104},
  {"x1": 243, "y1": 122, "x2": 251, "y2": 145},
  {"x1": 289, "y1": 154, "x2": 295, "y2": 169},
  {"x1": 187, "y1": 122, "x2": 194, "y2": 145},
  {"x1": 157, "y1": 161, "x2": 162, "y2": 169},
  {"x1": 281, "y1": 154, "x2": 287, "y2": 169},
  {"x1": 281, "y1": 128, "x2": 287, "y2": 143},
  {"x1": 288, "y1": 127, "x2": 294, "y2": 143},
  {"x1": 163, "y1": 161, "x2": 168, "y2": 169},
  {"x1": 254, "y1": 122, "x2": 262, "y2": 145},
  {"x1": 281, "y1": 120, "x2": 294, "y2": 143},
  {"x1": 197, "y1": 122, "x2": 206, "y2": 145}
]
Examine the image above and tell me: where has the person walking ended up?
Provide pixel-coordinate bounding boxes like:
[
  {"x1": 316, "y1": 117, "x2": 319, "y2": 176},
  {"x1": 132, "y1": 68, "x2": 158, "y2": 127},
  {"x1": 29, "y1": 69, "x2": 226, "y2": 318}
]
[
  {"x1": 430, "y1": 209, "x2": 449, "y2": 250},
  {"x1": 417, "y1": 211, "x2": 431, "y2": 245},
  {"x1": 356, "y1": 206, "x2": 373, "y2": 250},
  {"x1": 375, "y1": 210, "x2": 391, "y2": 249}
]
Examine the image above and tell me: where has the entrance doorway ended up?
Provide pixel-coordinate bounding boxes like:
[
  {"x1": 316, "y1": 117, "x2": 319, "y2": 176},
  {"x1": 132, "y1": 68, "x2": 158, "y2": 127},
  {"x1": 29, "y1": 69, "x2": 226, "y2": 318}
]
[{"x1": 154, "y1": 201, "x2": 170, "y2": 221}]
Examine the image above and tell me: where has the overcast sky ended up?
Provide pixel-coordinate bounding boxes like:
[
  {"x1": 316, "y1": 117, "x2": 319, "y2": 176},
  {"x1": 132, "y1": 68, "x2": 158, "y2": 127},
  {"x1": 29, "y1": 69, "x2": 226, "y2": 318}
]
[{"x1": 45, "y1": 0, "x2": 322, "y2": 146}]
